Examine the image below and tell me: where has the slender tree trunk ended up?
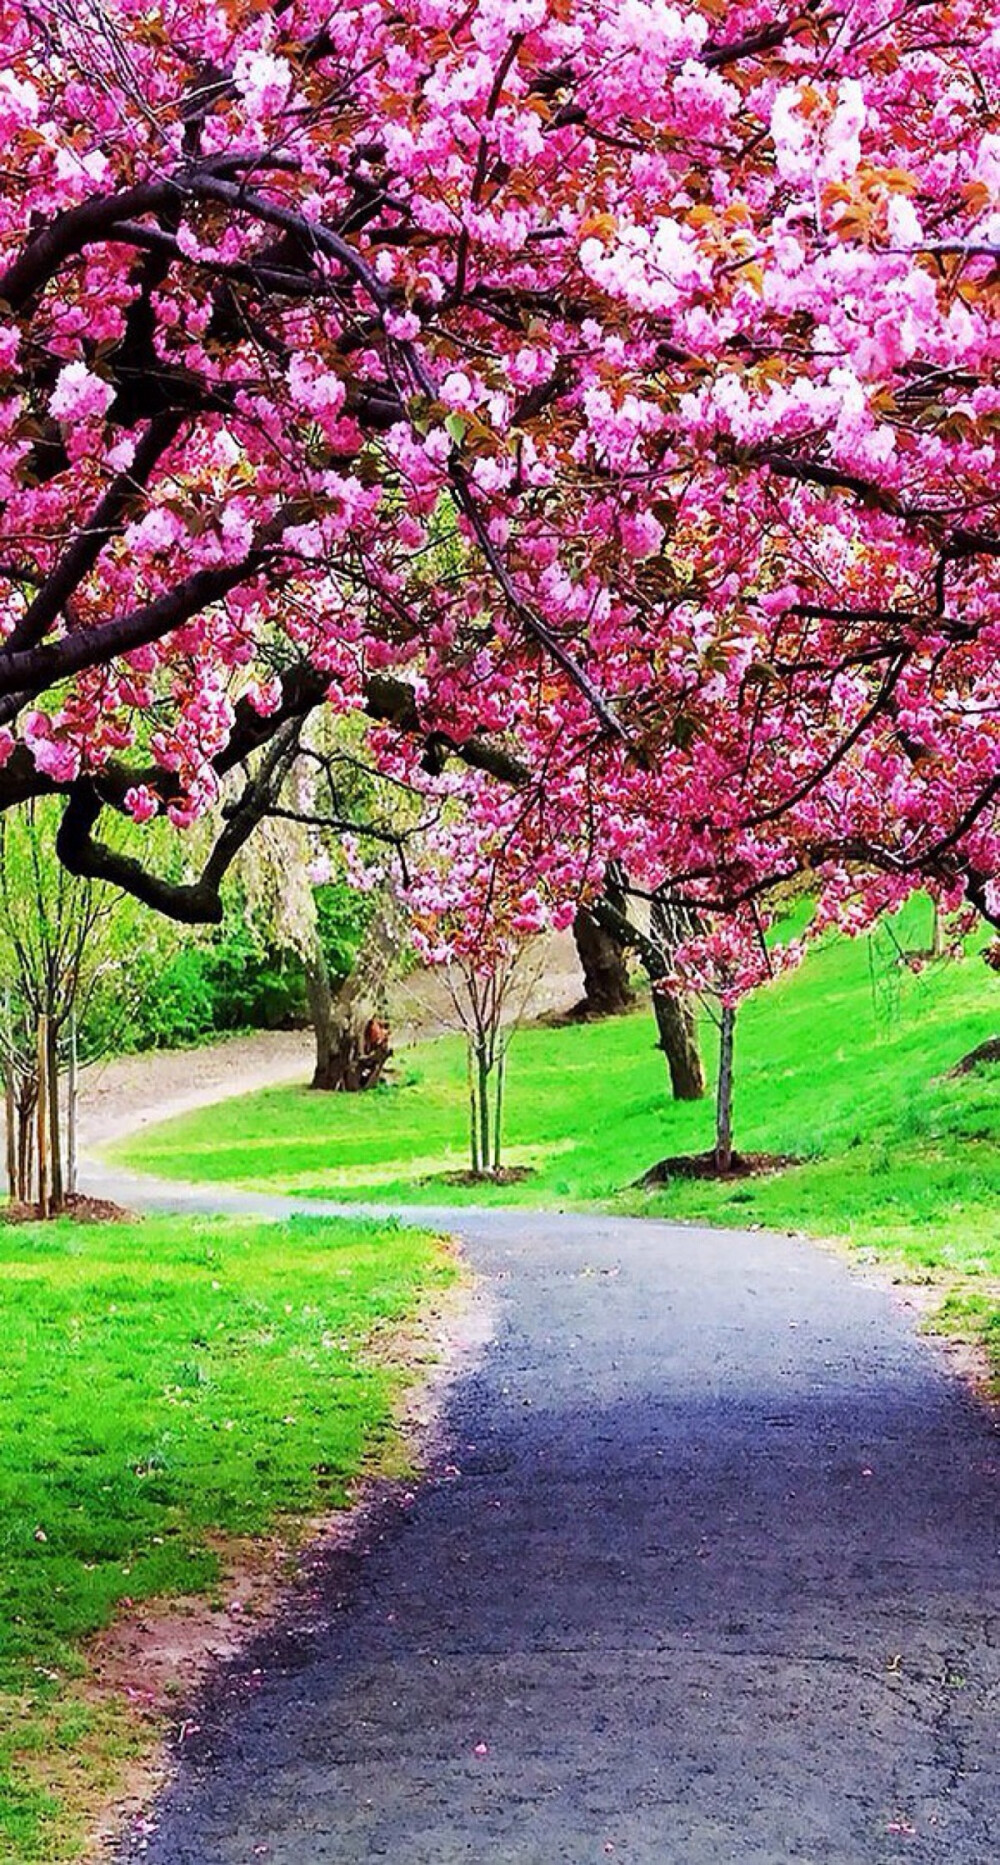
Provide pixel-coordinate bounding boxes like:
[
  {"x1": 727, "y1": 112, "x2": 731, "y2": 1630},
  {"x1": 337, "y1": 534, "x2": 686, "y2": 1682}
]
[
  {"x1": 36, "y1": 1016, "x2": 50, "y2": 1217},
  {"x1": 467, "y1": 1041, "x2": 480, "y2": 1174},
  {"x1": 66, "y1": 1015, "x2": 78, "y2": 1198},
  {"x1": 932, "y1": 900, "x2": 945, "y2": 959},
  {"x1": 493, "y1": 1047, "x2": 505, "y2": 1171},
  {"x1": 17, "y1": 1084, "x2": 34, "y2": 1204},
  {"x1": 4, "y1": 1060, "x2": 15, "y2": 1202},
  {"x1": 715, "y1": 1005, "x2": 736, "y2": 1174},
  {"x1": 47, "y1": 1017, "x2": 62, "y2": 1209},
  {"x1": 477, "y1": 1044, "x2": 491, "y2": 1174},
  {"x1": 571, "y1": 905, "x2": 634, "y2": 1017},
  {"x1": 2, "y1": 990, "x2": 13, "y2": 1203}
]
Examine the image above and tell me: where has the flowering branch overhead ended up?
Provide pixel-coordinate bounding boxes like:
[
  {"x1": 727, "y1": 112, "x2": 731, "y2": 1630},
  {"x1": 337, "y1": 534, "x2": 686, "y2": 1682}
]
[{"x1": 0, "y1": 0, "x2": 997, "y2": 949}]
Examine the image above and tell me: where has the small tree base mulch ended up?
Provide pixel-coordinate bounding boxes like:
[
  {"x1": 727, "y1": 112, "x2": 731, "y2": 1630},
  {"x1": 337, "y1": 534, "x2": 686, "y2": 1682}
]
[
  {"x1": 539, "y1": 996, "x2": 636, "y2": 1029},
  {"x1": 635, "y1": 1150, "x2": 800, "y2": 1187},
  {"x1": 438, "y1": 1166, "x2": 536, "y2": 1187},
  {"x1": 945, "y1": 1036, "x2": 1000, "y2": 1078},
  {"x1": 2, "y1": 1191, "x2": 137, "y2": 1224}
]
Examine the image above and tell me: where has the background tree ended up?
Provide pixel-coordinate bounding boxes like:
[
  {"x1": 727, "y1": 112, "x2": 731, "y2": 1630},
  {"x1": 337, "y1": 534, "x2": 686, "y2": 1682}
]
[{"x1": 584, "y1": 880, "x2": 707, "y2": 1101}]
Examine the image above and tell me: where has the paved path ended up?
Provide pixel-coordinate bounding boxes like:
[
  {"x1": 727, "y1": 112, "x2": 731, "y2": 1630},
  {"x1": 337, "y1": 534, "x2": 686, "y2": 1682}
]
[{"x1": 99, "y1": 1164, "x2": 1000, "y2": 1865}]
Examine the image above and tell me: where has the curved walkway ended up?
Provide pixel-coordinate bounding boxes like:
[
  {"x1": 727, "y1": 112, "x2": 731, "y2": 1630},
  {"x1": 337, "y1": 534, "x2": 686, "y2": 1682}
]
[
  {"x1": 90, "y1": 1148, "x2": 1000, "y2": 1864},
  {"x1": 76, "y1": 931, "x2": 583, "y2": 1156}
]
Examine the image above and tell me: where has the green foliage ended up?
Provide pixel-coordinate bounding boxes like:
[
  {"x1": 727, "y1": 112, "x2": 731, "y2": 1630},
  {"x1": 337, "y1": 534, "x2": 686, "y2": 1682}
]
[
  {"x1": 315, "y1": 881, "x2": 373, "y2": 981},
  {"x1": 199, "y1": 923, "x2": 305, "y2": 1032},
  {"x1": 97, "y1": 884, "x2": 375, "y2": 1055},
  {"x1": 0, "y1": 1210, "x2": 452, "y2": 1862},
  {"x1": 0, "y1": 802, "x2": 181, "y2": 1058},
  {"x1": 84, "y1": 946, "x2": 218, "y2": 1056}
]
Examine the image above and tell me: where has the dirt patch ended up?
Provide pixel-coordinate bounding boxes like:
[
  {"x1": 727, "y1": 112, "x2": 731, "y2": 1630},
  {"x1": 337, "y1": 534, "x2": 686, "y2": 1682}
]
[
  {"x1": 1, "y1": 1191, "x2": 137, "y2": 1224},
  {"x1": 78, "y1": 1251, "x2": 493, "y2": 1861},
  {"x1": 636, "y1": 1150, "x2": 801, "y2": 1186},
  {"x1": 885, "y1": 1273, "x2": 1000, "y2": 1405},
  {"x1": 438, "y1": 1165, "x2": 536, "y2": 1187},
  {"x1": 944, "y1": 1035, "x2": 1000, "y2": 1078}
]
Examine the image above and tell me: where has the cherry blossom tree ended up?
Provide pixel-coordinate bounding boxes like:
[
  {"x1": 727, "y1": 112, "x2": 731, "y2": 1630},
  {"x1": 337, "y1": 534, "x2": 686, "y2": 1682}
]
[{"x1": 1, "y1": 0, "x2": 999, "y2": 948}]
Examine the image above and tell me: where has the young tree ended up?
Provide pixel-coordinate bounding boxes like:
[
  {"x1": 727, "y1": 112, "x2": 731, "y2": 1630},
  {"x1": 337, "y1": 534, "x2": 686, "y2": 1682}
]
[
  {"x1": 672, "y1": 915, "x2": 802, "y2": 1173},
  {"x1": 0, "y1": 800, "x2": 173, "y2": 1205},
  {"x1": 402, "y1": 787, "x2": 571, "y2": 1175}
]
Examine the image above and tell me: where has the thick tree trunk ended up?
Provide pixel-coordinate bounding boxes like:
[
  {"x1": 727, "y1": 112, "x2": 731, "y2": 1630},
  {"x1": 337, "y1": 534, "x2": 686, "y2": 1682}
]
[
  {"x1": 648, "y1": 893, "x2": 706, "y2": 1101},
  {"x1": 571, "y1": 905, "x2": 634, "y2": 1017},
  {"x1": 305, "y1": 913, "x2": 393, "y2": 1093},
  {"x1": 651, "y1": 985, "x2": 707, "y2": 1101},
  {"x1": 588, "y1": 885, "x2": 707, "y2": 1100}
]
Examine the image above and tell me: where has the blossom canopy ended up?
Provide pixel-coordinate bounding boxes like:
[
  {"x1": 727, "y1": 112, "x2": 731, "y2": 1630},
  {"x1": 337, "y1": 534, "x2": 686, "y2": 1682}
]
[{"x1": 0, "y1": 0, "x2": 998, "y2": 931}]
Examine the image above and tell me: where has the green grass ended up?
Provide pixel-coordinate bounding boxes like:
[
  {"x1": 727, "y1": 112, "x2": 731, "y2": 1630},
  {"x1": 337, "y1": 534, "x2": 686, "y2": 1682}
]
[
  {"x1": 113, "y1": 899, "x2": 1000, "y2": 1297},
  {"x1": 0, "y1": 1210, "x2": 452, "y2": 1863}
]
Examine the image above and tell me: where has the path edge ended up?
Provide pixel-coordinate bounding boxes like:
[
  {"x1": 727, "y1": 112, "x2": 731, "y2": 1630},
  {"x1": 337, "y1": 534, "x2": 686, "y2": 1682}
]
[{"x1": 71, "y1": 1236, "x2": 494, "y2": 1861}]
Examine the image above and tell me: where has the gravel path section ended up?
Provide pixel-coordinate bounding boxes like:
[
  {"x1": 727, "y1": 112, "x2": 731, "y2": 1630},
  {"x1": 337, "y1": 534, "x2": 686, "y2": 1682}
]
[{"x1": 95, "y1": 1163, "x2": 1000, "y2": 1865}]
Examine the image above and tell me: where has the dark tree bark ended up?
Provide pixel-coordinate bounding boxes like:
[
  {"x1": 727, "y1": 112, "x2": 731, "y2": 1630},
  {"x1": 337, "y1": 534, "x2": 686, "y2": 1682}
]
[
  {"x1": 587, "y1": 886, "x2": 707, "y2": 1100},
  {"x1": 306, "y1": 908, "x2": 394, "y2": 1092},
  {"x1": 47, "y1": 1018, "x2": 63, "y2": 1209},
  {"x1": 571, "y1": 904, "x2": 634, "y2": 1017},
  {"x1": 650, "y1": 984, "x2": 706, "y2": 1102},
  {"x1": 647, "y1": 894, "x2": 707, "y2": 1100}
]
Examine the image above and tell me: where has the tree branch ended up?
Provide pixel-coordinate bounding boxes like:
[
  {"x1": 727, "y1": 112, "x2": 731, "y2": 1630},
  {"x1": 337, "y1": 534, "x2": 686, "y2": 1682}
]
[
  {"x1": 0, "y1": 550, "x2": 277, "y2": 718},
  {"x1": 364, "y1": 672, "x2": 531, "y2": 785},
  {"x1": 56, "y1": 723, "x2": 303, "y2": 923},
  {"x1": 4, "y1": 412, "x2": 185, "y2": 656},
  {"x1": 1, "y1": 182, "x2": 177, "y2": 308}
]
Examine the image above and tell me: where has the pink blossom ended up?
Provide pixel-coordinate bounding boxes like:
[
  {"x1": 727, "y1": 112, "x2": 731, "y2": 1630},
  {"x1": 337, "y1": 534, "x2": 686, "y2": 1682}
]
[
  {"x1": 22, "y1": 713, "x2": 80, "y2": 784},
  {"x1": 49, "y1": 362, "x2": 114, "y2": 425},
  {"x1": 124, "y1": 785, "x2": 159, "y2": 823}
]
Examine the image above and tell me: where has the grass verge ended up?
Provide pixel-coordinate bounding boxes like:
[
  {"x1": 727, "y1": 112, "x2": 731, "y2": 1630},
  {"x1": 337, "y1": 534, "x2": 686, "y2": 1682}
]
[{"x1": 0, "y1": 1209, "x2": 454, "y2": 1863}]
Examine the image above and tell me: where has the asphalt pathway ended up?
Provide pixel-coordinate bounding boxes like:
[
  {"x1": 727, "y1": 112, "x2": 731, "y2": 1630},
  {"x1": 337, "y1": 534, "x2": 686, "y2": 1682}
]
[{"x1": 101, "y1": 1173, "x2": 1000, "y2": 1865}]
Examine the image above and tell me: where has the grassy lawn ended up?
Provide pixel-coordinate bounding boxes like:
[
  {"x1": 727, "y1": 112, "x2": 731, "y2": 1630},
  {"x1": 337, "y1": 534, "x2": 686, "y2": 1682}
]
[
  {"x1": 113, "y1": 900, "x2": 1000, "y2": 1307},
  {"x1": 0, "y1": 1210, "x2": 453, "y2": 1864}
]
